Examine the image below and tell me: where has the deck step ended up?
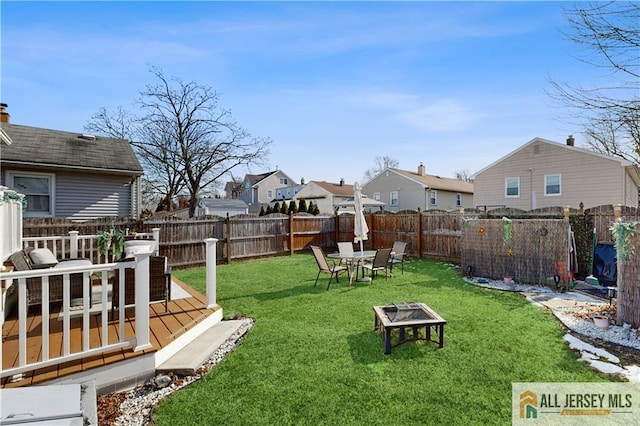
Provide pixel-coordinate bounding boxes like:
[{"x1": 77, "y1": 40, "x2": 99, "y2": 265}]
[{"x1": 156, "y1": 320, "x2": 245, "y2": 376}]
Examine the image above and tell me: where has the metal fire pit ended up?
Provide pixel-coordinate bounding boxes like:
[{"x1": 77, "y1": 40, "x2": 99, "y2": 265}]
[{"x1": 373, "y1": 302, "x2": 446, "y2": 355}]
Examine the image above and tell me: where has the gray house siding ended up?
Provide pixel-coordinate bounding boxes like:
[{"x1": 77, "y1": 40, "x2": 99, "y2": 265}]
[
  {"x1": 364, "y1": 169, "x2": 473, "y2": 212},
  {"x1": 56, "y1": 173, "x2": 133, "y2": 220},
  {"x1": 1, "y1": 122, "x2": 143, "y2": 219},
  {"x1": 364, "y1": 172, "x2": 422, "y2": 212},
  {"x1": 1, "y1": 167, "x2": 136, "y2": 220}
]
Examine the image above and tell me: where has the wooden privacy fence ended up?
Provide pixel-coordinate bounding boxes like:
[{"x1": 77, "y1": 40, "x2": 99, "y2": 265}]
[{"x1": 21, "y1": 205, "x2": 639, "y2": 277}]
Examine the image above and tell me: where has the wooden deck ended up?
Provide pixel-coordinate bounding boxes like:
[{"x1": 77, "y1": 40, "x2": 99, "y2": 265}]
[{"x1": 1, "y1": 279, "x2": 219, "y2": 389}]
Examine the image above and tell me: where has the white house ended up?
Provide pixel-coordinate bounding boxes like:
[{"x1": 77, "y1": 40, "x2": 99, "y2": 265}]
[
  {"x1": 234, "y1": 170, "x2": 297, "y2": 213},
  {"x1": 293, "y1": 179, "x2": 355, "y2": 215}
]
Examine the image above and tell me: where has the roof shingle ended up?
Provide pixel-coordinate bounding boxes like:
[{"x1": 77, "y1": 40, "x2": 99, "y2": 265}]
[{"x1": 0, "y1": 123, "x2": 143, "y2": 174}]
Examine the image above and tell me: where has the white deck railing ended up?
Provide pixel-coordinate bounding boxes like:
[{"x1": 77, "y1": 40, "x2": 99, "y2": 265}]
[
  {"x1": 22, "y1": 228, "x2": 160, "y2": 264},
  {"x1": 1, "y1": 237, "x2": 218, "y2": 380}
]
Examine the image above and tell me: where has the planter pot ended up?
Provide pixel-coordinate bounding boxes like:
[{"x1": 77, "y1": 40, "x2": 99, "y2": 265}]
[
  {"x1": 504, "y1": 277, "x2": 513, "y2": 285},
  {"x1": 593, "y1": 315, "x2": 609, "y2": 330}
]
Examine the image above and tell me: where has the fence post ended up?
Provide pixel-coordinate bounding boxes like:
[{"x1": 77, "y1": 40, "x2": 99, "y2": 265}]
[
  {"x1": 613, "y1": 204, "x2": 622, "y2": 221},
  {"x1": 69, "y1": 231, "x2": 79, "y2": 258},
  {"x1": 152, "y1": 228, "x2": 160, "y2": 256},
  {"x1": 369, "y1": 213, "x2": 374, "y2": 250},
  {"x1": 563, "y1": 206, "x2": 572, "y2": 285},
  {"x1": 225, "y1": 214, "x2": 231, "y2": 264},
  {"x1": 289, "y1": 214, "x2": 294, "y2": 255},
  {"x1": 416, "y1": 210, "x2": 422, "y2": 258},
  {"x1": 133, "y1": 250, "x2": 152, "y2": 351},
  {"x1": 205, "y1": 238, "x2": 218, "y2": 308}
]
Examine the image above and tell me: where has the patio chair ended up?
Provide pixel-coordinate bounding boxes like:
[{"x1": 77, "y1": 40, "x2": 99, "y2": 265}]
[
  {"x1": 388, "y1": 241, "x2": 408, "y2": 275},
  {"x1": 337, "y1": 242, "x2": 354, "y2": 265},
  {"x1": 111, "y1": 255, "x2": 172, "y2": 320},
  {"x1": 310, "y1": 245, "x2": 348, "y2": 290},
  {"x1": 361, "y1": 247, "x2": 393, "y2": 281}
]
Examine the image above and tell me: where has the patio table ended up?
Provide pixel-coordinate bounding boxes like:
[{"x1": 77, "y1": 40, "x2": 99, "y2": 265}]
[{"x1": 328, "y1": 250, "x2": 377, "y2": 286}]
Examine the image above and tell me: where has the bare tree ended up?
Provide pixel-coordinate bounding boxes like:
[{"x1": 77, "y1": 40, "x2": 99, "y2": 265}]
[
  {"x1": 582, "y1": 113, "x2": 640, "y2": 164},
  {"x1": 455, "y1": 169, "x2": 473, "y2": 182},
  {"x1": 362, "y1": 156, "x2": 399, "y2": 183},
  {"x1": 548, "y1": 1, "x2": 640, "y2": 163},
  {"x1": 85, "y1": 106, "x2": 185, "y2": 212},
  {"x1": 87, "y1": 67, "x2": 272, "y2": 217},
  {"x1": 139, "y1": 68, "x2": 271, "y2": 217},
  {"x1": 85, "y1": 106, "x2": 135, "y2": 140}
]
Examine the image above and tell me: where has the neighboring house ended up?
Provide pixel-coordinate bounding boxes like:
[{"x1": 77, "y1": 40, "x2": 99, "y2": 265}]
[
  {"x1": 274, "y1": 177, "x2": 305, "y2": 203},
  {"x1": 224, "y1": 181, "x2": 242, "y2": 199},
  {"x1": 363, "y1": 163, "x2": 474, "y2": 212},
  {"x1": 293, "y1": 179, "x2": 355, "y2": 214},
  {"x1": 0, "y1": 110, "x2": 144, "y2": 220},
  {"x1": 197, "y1": 198, "x2": 249, "y2": 217},
  {"x1": 472, "y1": 136, "x2": 640, "y2": 210},
  {"x1": 236, "y1": 170, "x2": 297, "y2": 213}
]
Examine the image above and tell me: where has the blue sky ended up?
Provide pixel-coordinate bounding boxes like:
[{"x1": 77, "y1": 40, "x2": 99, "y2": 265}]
[{"x1": 1, "y1": 1, "x2": 600, "y2": 189}]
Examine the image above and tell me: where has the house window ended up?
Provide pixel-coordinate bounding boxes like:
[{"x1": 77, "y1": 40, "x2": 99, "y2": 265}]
[
  {"x1": 390, "y1": 191, "x2": 399, "y2": 206},
  {"x1": 545, "y1": 174, "x2": 561, "y2": 196},
  {"x1": 8, "y1": 172, "x2": 55, "y2": 217},
  {"x1": 429, "y1": 190, "x2": 438, "y2": 206},
  {"x1": 456, "y1": 193, "x2": 462, "y2": 207},
  {"x1": 267, "y1": 189, "x2": 273, "y2": 198},
  {"x1": 373, "y1": 192, "x2": 380, "y2": 201},
  {"x1": 505, "y1": 177, "x2": 520, "y2": 197},
  {"x1": 280, "y1": 178, "x2": 288, "y2": 185}
]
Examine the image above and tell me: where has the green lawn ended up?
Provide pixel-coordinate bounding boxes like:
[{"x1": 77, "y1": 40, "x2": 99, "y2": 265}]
[{"x1": 155, "y1": 255, "x2": 611, "y2": 425}]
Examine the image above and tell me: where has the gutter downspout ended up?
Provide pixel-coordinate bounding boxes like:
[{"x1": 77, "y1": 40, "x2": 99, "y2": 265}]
[{"x1": 425, "y1": 186, "x2": 430, "y2": 211}]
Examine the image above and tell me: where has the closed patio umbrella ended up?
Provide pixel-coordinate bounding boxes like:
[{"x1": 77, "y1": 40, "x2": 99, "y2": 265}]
[{"x1": 353, "y1": 181, "x2": 369, "y2": 253}]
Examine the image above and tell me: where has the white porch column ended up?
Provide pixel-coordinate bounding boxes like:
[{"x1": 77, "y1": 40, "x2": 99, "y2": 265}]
[
  {"x1": 69, "y1": 231, "x2": 79, "y2": 258},
  {"x1": 205, "y1": 238, "x2": 218, "y2": 308},
  {"x1": 0, "y1": 186, "x2": 23, "y2": 263},
  {"x1": 133, "y1": 250, "x2": 152, "y2": 351}
]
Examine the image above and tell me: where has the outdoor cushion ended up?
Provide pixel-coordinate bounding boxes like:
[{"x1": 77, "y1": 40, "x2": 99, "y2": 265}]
[
  {"x1": 29, "y1": 248, "x2": 59, "y2": 267},
  {"x1": 54, "y1": 259, "x2": 93, "y2": 268}
]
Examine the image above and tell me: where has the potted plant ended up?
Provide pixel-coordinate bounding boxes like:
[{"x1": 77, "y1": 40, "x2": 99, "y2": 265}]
[
  {"x1": 98, "y1": 225, "x2": 125, "y2": 257},
  {"x1": 592, "y1": 314, "x2": 610, "y2": 330}
]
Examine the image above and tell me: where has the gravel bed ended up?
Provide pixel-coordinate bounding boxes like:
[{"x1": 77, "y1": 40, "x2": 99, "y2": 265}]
[{"x1": 553, "y1": 308, "x2": 640, "y2": 350}]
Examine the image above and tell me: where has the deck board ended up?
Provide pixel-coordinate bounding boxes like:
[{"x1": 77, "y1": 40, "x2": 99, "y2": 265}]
[{"x1": 2, "y1": 279, "x2": 219, "y2": 388}]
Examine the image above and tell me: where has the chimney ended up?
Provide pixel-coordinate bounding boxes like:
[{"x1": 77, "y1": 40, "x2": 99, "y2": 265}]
[
  {"x1": 418, "y1": 162, "x2": 425, "y2": 176},
  {"x1": 339, "y1": 178, "x2": 344, "y2": 187},
  {"x1": 566, "y1": 135, "x2": 575, "y2": 147},
  {"x1": 0, "y1": 103, "x2": 9, "y2": 124},
  {"x1": 300, "y1": 177, "x2": 305, "y2": 185}
]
